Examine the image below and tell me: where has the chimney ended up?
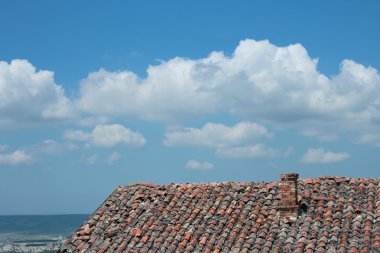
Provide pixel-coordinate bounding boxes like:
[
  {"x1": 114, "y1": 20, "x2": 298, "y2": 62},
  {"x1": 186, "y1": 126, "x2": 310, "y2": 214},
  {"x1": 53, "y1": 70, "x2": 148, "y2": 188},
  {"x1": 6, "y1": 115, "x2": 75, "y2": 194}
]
[{"x1": 278, "y1": 173, "x2": 299, "y2": 222}]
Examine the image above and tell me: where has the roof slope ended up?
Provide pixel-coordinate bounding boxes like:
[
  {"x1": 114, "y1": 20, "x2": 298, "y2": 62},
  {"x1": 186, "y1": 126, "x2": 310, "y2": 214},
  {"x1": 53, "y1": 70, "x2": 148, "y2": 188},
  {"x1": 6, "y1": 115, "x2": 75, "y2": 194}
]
[{"x1": 59, "y1": 177, "x2": 380, "y2": 253}]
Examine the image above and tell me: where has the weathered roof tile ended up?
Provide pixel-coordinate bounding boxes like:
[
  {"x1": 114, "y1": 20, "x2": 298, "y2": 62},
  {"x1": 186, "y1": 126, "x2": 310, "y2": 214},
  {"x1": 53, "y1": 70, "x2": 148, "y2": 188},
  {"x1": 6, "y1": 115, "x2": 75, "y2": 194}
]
[{"x1": 59, "y1": 176, "x2": 380, "y2": 252}]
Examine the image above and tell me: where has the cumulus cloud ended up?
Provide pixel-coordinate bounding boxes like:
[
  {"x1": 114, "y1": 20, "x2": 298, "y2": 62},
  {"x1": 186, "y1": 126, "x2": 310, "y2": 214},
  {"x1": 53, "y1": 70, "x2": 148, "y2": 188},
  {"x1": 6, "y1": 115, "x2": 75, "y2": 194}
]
[
  {"x1": 76, "y1": 64, "x2": 218, "y2": 122},
  {"x1": 0, "y1": 59, "x2": 74, "y2": 127},
  {"x1": 64, "y1": 124, "x2": 146, "y2": 148},
  {"x1": 3, "y1": 39, "x2": 380, "y2": 148},
  {"x1": 164, "y1": 121, "x2": 271, "y2": 148},
  {"x1": 216, "y1": 144, "x2": 278, "y2": 159},
  {"x1": 300, "y1": 148, "x2": 350, "y2": 164},
  {"x1": 164, "y1": 121, "x2": 289, "y2": 159},
  {"x1": 185, "y1": 159, "x2": 214, "y2": 170},
  {"x1": 0, "y1": 150, "x2": 33, "y2": 166},
  {"x1": 74, "y1": 39, "x2": 380, "y2": 144},
  {"x1": 2, "y1": 39, "x2": 378, "y2": 169}
]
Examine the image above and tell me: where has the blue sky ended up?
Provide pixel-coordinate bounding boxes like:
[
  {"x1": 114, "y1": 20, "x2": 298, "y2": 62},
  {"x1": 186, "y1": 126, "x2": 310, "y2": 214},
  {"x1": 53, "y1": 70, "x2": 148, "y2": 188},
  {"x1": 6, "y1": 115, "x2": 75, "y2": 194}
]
[{"x1": 0, "y1": 1, "x2": 379, "y2": 215}]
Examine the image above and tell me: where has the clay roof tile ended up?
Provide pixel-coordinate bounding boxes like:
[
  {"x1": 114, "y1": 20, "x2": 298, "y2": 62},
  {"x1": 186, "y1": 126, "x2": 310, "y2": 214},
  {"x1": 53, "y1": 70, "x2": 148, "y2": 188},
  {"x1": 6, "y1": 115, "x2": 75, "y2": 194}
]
[{"x1": 58, "y1": 176, "x2": 379, "y2": 253}]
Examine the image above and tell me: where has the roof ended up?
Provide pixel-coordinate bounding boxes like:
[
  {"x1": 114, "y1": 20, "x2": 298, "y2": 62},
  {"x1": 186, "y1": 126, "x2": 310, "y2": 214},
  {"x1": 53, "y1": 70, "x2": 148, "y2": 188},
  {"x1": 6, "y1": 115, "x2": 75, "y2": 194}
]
[{"x1": 59, "y1": 177, "x2": 380, "y2": 253}]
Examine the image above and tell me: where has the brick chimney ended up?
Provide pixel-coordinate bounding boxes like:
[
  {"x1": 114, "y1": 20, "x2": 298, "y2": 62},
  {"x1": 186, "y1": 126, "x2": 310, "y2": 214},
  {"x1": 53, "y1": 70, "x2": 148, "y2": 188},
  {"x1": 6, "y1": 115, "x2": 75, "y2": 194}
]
[{"x1": 278, "y1": 173, "x2": 299, "y2": 222}]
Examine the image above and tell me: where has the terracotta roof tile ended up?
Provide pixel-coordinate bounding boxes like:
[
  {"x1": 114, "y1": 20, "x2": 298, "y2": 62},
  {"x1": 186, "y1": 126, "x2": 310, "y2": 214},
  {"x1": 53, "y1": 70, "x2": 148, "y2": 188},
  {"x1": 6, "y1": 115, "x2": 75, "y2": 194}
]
[{"x1": 59, "y1": 177, "x2": 380, "y2": 252}]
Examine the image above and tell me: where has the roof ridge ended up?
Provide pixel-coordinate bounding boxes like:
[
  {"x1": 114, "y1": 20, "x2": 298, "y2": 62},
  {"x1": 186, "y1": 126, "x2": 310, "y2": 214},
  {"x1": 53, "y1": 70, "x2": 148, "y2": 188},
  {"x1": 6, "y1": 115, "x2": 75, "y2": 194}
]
[{"x1": 120, "y1": 176, "x2": 380, "y2": 189}]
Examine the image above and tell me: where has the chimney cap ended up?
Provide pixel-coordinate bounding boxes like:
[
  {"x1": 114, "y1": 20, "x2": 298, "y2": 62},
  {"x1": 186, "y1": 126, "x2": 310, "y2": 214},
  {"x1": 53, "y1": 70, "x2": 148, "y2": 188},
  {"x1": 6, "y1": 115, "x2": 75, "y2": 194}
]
[{"x1": 280, "y1": 173, "x2": 299, "y2": 181}]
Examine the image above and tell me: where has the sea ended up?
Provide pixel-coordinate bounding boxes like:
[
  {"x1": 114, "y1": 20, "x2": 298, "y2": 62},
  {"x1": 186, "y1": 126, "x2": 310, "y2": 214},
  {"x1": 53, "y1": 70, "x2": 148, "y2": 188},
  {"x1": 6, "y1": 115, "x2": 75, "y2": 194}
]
[{"x1": 0, "y1": 214, "x2": 88, "y2": 253}]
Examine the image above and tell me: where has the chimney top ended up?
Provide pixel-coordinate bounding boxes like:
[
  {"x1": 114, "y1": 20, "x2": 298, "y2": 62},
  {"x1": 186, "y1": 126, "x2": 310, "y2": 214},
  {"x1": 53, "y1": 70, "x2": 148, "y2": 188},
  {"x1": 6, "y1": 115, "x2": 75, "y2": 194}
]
[
  {"x1": 280, "y1": 173, "x2": 299, "y2": 181},
  {"x1": 278, "y1": 173, "x2": 299, "y2": 222}
]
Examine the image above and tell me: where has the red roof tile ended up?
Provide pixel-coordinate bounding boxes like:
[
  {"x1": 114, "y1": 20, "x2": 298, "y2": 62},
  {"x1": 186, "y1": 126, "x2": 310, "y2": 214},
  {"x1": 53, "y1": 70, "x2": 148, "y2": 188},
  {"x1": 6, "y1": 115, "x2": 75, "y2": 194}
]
[{"x1": 59, "y1": 176, "x2": 380, "y2": 252}]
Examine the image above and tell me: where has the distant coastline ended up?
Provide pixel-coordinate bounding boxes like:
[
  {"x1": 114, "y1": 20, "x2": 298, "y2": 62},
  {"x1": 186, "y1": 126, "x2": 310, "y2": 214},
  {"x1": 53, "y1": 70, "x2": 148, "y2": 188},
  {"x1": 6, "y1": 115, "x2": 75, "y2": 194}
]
[{"x1": 0, "y1": 214, "x2": 88, "y2": 253}]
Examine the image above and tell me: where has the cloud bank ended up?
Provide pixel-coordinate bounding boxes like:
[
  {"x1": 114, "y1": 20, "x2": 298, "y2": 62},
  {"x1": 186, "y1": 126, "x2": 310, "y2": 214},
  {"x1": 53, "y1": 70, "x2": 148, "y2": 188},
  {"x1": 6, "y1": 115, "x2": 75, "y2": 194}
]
[
  {"x1": 1, "y1": 39, "x2": 380, "y2": 147},
  {"x1": 76, "y1": 39, "x2": 380, "y2": 141}
]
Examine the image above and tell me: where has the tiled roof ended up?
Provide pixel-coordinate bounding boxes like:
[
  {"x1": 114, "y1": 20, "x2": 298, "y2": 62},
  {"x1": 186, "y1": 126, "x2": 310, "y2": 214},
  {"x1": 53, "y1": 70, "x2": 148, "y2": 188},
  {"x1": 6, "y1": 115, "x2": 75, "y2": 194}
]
[{"x1": 59, "y1": 176, "x2": 380, "y2": 253}]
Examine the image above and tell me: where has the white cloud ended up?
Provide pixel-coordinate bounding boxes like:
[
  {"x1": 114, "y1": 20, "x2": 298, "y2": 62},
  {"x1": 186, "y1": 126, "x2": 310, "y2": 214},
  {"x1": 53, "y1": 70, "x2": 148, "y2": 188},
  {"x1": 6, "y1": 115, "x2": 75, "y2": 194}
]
[
  {"x1": 300, "y1": 148, "x2": 350, "y2": 164},
  {"x1": 0, "y1": 150, "x2": 33, "y2": 166},
  {"x1": 3, "y1": 39, "x2": 380, "y2": 147},
  {"x1": 0, "y1": 59, "x2": 75, "y2": 127},
  {"x1": 216, "y1": 144, "x2": 278, "y2": 159},
  {"x1": 75, "y1": 39, "x2": 380, "y2": 145},
  {"x1": 91, "y1": 124, "x2": 146, "y2": 147},
  {"x1": 76, "y1": 64, "x2": 218, "y2": 122},
  {"x1": 0, "y1": 140, "x2": 78, "y2": 166},
  {"x1": 64, "y1": 124, "x2": 146, "y2": 148},
  {"x1": 185, "y1": 159, "x2": 214, "y2": 170},
  {"x1": 106, "y1": 151, "x2": 120, "y2": 165},
  {"x1": 164, "y1": 121, "x2": 271, "y2": 148},
  {"x1": 164, "y1": 121, "x2": 283, "y2": 159}
]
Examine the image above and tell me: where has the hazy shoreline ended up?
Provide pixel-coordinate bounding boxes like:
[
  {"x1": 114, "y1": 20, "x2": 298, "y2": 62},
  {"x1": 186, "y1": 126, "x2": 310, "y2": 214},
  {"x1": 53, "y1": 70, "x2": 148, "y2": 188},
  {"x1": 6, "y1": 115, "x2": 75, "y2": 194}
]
[{"x1": 0, "y1": 214, "x2": 88, "y2": 253}]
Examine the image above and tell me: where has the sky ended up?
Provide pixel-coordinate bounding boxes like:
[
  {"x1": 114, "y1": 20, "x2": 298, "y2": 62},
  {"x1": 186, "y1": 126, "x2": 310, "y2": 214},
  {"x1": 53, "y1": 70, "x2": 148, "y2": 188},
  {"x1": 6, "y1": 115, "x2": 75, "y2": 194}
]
[{"x1": 0, "y1": 1, "x2": 379, "y2": 215}]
